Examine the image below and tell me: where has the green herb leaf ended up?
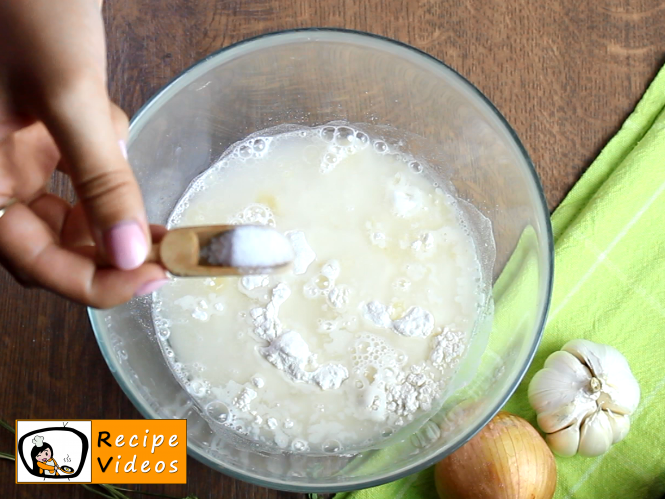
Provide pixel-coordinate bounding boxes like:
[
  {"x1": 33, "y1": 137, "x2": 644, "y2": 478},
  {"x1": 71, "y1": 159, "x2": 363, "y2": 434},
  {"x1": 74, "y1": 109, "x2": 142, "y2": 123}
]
[
  {"x1": 0, "y1": 419, "x2": 15, "y2": 434},
  {"x1": 114, "y1": 486, "x2": 182, "y2": 499},
  {"x1": 101, "y1": 484, "x2": 133, "y2": 499},
  {"x1": 81, "y1": 485, "x2": 119, "y2": 499}
]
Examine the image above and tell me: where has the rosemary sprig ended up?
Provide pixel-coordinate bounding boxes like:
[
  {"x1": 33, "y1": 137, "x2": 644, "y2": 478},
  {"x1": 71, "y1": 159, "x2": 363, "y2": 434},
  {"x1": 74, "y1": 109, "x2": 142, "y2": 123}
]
[
  {"x1": 0, "y1": 420, "x2": 15, "y2": 461},
  {"x1": 102, "y1": 484, "x2": 132, "y2": 499},
  {"x1": 0, "y1": 419, "x2": 15, "y2": 434},
  {"x1": 82, "y1": 484, "x2": 120, "y2": 499},
  {"x1": 114, "y1": 486, "x2": 185, "y2": 499}
]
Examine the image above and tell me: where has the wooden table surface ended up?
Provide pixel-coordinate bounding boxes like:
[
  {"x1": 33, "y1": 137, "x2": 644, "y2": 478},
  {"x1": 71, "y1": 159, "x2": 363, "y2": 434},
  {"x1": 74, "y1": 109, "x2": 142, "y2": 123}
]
[{"x1": 2, "y1": 0, "x2": 664, "y2": 498}]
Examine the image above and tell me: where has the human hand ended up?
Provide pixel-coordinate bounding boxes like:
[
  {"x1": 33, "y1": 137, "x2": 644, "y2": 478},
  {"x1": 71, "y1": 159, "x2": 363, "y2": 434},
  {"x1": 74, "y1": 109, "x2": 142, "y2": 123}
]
[{"x1": 0, "y1": 0, "x2": 168, "y2": 308}]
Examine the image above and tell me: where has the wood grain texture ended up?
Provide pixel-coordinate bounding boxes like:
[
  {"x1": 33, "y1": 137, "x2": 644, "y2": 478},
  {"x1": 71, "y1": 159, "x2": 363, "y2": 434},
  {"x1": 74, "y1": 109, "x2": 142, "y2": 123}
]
[{"x1": 2, "y1": 0, "x2": 665, "y2": 498}]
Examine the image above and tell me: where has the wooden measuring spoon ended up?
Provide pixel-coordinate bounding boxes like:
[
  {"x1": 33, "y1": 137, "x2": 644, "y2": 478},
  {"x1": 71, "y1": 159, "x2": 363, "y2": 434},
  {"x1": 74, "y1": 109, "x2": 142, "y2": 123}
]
[{"x1": 146, "y1": 225, "x2": 294, "y2": 277}]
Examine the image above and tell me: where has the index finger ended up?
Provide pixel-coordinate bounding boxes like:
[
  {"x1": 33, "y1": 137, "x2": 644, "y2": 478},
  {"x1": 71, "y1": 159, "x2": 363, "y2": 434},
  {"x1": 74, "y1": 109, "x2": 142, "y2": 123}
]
[{"x1": 39, "y1": 80, "x2": 151, "y2": 268}]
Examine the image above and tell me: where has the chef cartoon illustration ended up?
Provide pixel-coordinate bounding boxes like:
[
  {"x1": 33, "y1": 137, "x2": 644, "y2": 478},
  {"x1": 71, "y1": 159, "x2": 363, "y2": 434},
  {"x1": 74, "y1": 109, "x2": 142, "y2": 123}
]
[{"x1": 30, "y1": 435, "x2": 67, "y2": 477}]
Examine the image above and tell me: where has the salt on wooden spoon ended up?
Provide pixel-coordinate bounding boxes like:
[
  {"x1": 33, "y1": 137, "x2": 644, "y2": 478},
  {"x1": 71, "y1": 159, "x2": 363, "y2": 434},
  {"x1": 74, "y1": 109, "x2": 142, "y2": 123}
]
[{"x1": 146, "y1": 225, "x2": 294, "y2": 277}]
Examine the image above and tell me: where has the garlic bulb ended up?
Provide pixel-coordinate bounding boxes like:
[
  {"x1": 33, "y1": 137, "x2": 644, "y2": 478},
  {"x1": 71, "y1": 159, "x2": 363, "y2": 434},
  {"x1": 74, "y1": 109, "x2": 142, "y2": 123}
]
[{"x1": 528, "y1": 339, "x2": 640, "y2": 457}]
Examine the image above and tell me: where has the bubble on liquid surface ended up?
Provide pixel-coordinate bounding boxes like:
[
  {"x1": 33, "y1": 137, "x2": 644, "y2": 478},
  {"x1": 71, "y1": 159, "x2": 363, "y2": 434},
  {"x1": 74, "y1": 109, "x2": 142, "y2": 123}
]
[
  {"x1": 409, "y1": 161, "x2": 423, "y2": 174},
  {"x1": 315, "y1": 275, "x2": 331, "y2": 290},
  {"x1": 206, "y1": 401, "x2": 230, "y2": 423},
  {"x1": 252, "y1": 138, "x2": 266, "y2": 152},
  {"x1": 334, "y1": 127, "x2": 355, "y2": 146},
  {"x1": 323, "y1": 439, "x2": 342, "y2": 453},
  {"x1": 355, "y1": 131, "x2": 369, "y2": 144},
  {"x1": 230, "y1": 203, "x2": 275, "y2": 227},
  {"x1": 291, "y1": 439, "x2": 309, "y2": 452},
  {"x1": 393, "y1": 278, "x2": 411, "y2": 292},
  {"x1": 154, "y1": 316, "x2": 169, "y2": 328},
  {"x1": 324, "y1": 152, "x2": 337, "y2": 164},
  {"x1": 187, "y1": 379, "x2": 208, "y2": 397},
  {"x1": 238, "y1": 144, "x2": 252, "y2": 158},
  {"x1": 373, "y1": 140, "x2": 387, "y2": 153},
  {"x1": 320, "y1": 126, "x2": 336, "y2": 142},
  {"x1": 157, "y1": 328, "x2": 170, "y2": 340}
]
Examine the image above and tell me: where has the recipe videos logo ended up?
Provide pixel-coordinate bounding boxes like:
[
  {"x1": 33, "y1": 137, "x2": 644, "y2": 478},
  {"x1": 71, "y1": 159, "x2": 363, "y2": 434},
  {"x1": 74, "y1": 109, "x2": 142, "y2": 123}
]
[{"x1": 15, "y1": 420, "x2": 186, "y2": 484}]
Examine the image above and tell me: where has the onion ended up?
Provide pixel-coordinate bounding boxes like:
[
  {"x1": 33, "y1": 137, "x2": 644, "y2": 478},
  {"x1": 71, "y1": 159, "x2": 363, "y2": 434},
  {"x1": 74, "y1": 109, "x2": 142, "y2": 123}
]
[{"x1": 434, "y1": 411, "x2": 557, "y2": 499}]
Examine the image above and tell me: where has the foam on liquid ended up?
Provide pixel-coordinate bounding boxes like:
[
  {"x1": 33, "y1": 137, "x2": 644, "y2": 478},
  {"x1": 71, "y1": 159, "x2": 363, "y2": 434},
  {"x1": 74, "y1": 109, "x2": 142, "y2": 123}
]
[{"x1": 152, "y1": 124, "x2": 492, "y2": 454}]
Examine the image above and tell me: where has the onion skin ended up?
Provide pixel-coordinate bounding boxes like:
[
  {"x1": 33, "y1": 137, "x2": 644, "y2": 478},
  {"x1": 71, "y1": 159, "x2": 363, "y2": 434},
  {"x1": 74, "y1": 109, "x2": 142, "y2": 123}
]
[{"x1": 434, "y1": 412, "x2": 557, "y2": 499}]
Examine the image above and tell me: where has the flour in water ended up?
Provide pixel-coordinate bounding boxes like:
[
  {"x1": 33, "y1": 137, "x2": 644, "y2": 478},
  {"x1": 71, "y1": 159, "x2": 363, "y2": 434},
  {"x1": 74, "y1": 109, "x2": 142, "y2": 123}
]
[{"x1": 152, "y1": 124, "x2": 493, "y2": 453}]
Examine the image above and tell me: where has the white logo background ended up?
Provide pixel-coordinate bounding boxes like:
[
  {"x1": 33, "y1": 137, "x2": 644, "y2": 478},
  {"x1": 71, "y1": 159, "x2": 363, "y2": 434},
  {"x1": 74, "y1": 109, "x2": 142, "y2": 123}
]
[{"x1": 16, "y1": 421, "x2": 92, "y2": 483}]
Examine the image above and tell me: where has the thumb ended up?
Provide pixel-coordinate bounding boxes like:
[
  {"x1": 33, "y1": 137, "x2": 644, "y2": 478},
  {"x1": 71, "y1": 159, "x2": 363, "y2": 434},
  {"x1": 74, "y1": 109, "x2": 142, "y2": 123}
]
[{"x1": 41, "y1": 79, "x2": 149, "y2": 270}]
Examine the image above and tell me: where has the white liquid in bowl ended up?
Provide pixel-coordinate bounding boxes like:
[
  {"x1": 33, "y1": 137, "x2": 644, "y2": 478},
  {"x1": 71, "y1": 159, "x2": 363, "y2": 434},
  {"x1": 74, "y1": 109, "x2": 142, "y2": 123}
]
[{"x1": 152, "y1": 124, "x2": 492, "y2": 454}]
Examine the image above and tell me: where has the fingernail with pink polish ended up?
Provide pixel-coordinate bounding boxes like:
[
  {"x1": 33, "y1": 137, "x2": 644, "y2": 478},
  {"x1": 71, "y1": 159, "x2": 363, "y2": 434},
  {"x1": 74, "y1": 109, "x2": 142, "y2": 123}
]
[
  {"x1": 103, "y1": 221, "x2": 147, "y2": 270},
  {"x1": 119, "y1": 139, "x2": 128, "y2": 160},
  {"x1": 134, "y1": 279, "x2": 169, "y2": 297}
]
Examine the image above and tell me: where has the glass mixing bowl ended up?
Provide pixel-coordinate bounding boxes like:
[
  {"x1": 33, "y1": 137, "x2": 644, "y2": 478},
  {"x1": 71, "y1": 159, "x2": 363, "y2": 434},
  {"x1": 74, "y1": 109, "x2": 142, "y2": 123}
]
[{"x1": 89, "y1": 29, "x2": 553, "y2": 492}]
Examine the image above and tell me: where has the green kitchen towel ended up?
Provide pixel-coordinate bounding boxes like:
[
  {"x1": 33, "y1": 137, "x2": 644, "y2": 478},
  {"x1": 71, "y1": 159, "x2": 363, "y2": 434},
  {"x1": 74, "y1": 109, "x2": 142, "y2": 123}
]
[{"x1": 336, "y1": 65, "x2": 665, "y2": 499}]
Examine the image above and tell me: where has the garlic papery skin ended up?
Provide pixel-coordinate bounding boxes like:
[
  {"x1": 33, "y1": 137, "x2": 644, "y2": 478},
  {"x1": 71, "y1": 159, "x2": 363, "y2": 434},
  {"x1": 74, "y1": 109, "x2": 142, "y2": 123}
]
[
  {"x1": 528, "y1": 339, "x2": 640, "y2": 457},
  {"x1": 606, "y1": 411, "x2": 630, "y2": 444}
]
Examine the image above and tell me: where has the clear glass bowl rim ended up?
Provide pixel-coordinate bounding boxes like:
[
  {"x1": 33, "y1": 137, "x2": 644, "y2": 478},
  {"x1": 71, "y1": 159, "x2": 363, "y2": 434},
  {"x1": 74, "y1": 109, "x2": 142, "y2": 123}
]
[{"x1": 88, "y1": 28, "x2": 554, "y2": 493}]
